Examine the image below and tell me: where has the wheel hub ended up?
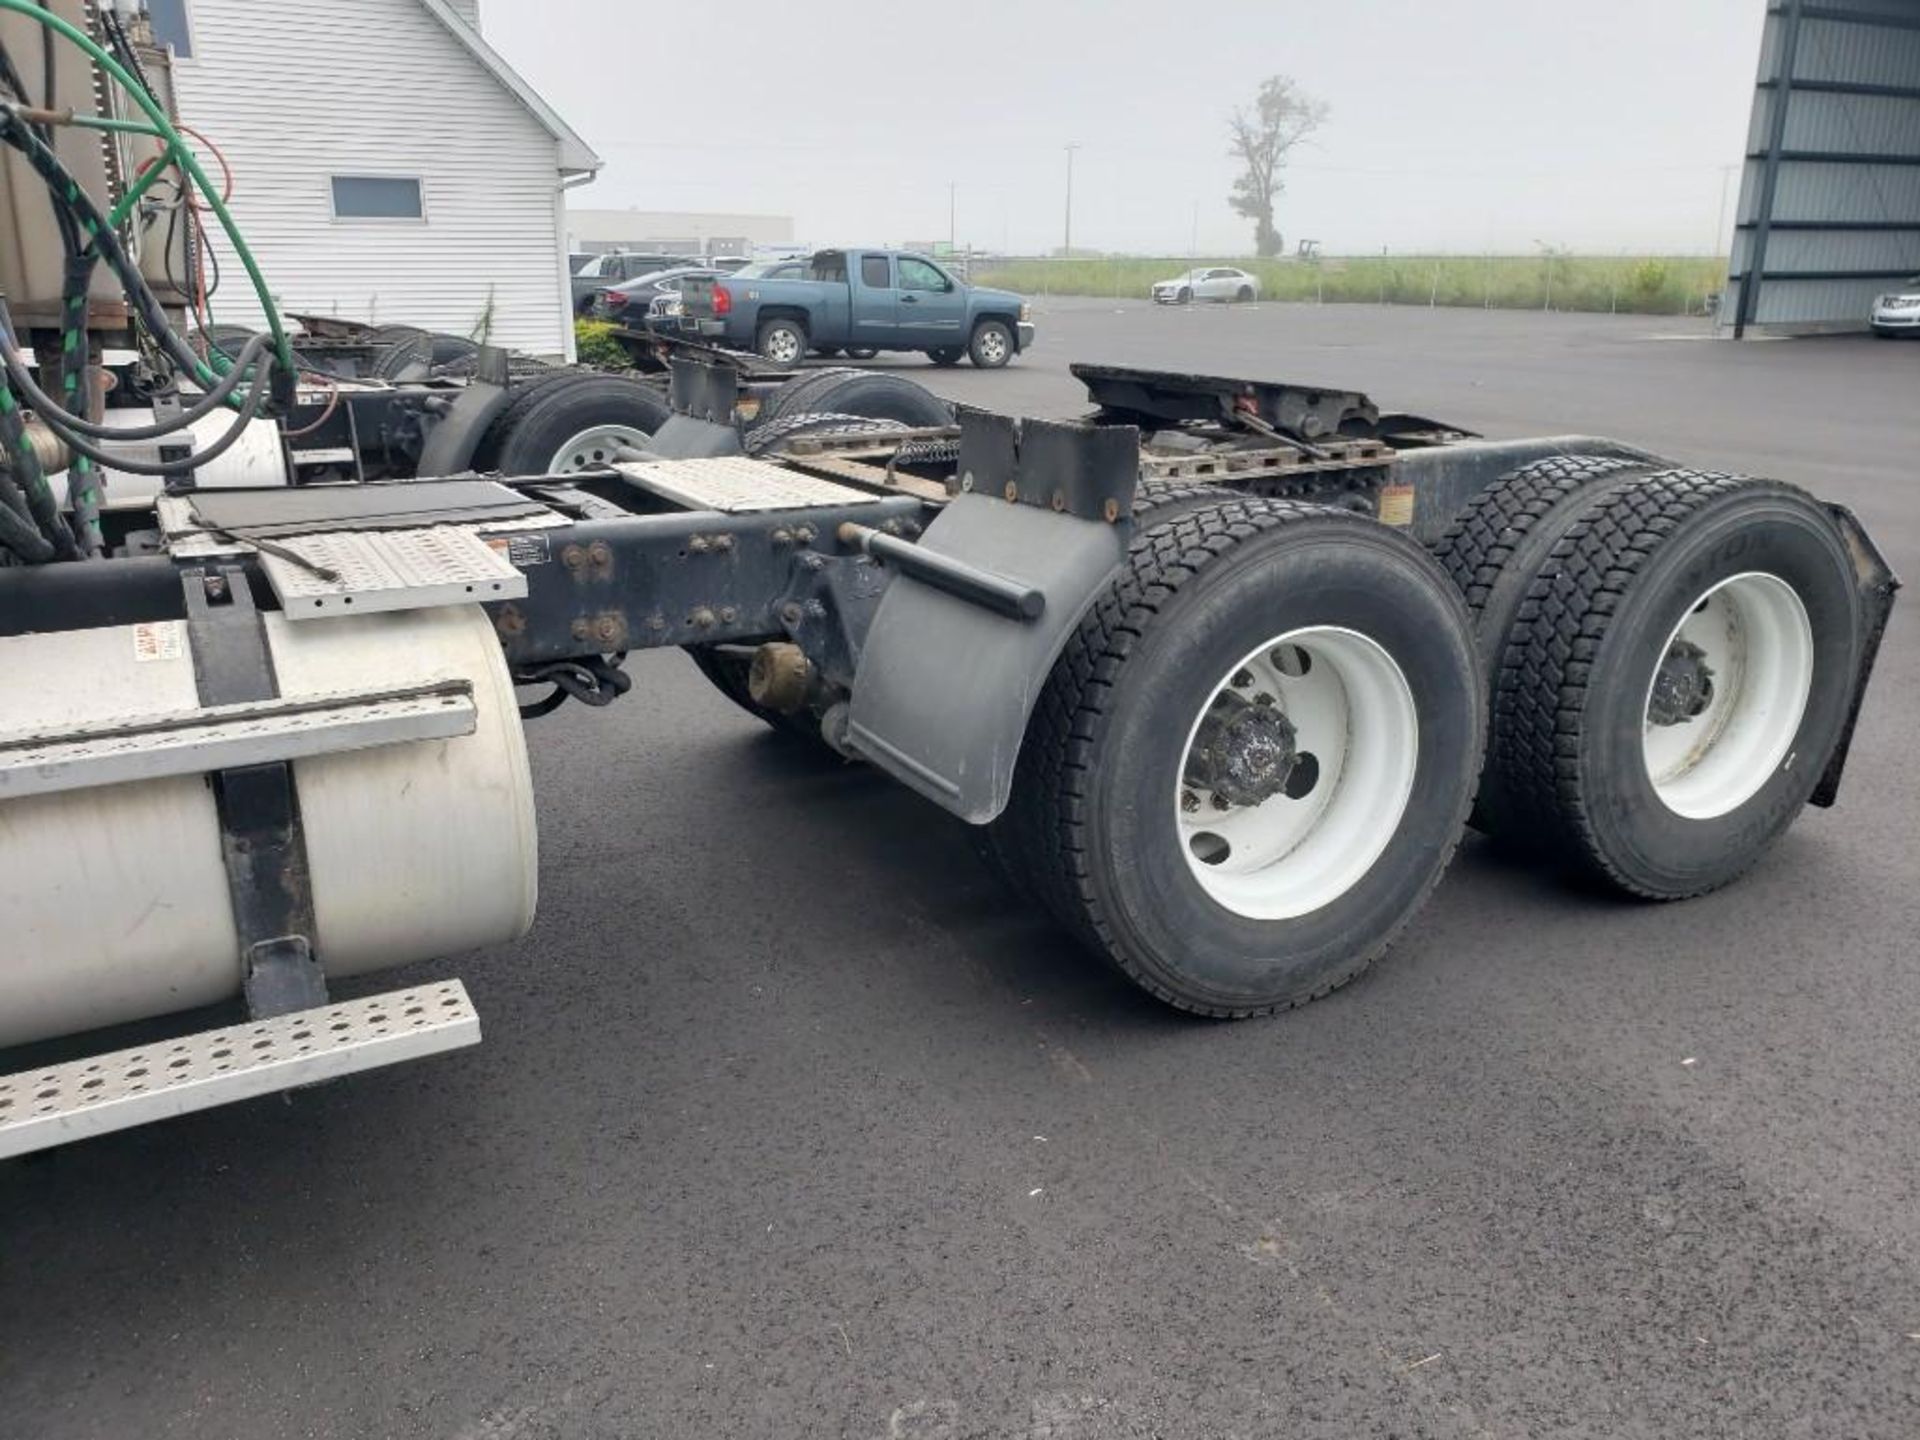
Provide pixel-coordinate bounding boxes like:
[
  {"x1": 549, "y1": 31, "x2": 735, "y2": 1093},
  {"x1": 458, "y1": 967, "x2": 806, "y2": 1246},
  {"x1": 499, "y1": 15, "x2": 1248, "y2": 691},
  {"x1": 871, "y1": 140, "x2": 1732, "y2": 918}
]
[
  {"x1": 1648, "y1": 639, "x2": 1716, "y2": 726},
  {"x1": 1184, "y1": 692, "x2": 1299, "y2": 809}
]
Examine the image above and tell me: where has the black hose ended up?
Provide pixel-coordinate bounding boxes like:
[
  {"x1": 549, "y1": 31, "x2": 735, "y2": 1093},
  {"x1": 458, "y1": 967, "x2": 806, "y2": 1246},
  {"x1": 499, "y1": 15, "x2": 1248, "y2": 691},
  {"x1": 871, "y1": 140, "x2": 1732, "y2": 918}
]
[
  {"x1": 0, "y1": 109, "x2": 288, "y2": 414},
  {"x1": 0, "y1": 305, "x2": 270, "y2": 439},
  {"x1": 0, "y1": 482, "x2": 55, "y2": 562},
  {"x1": 18, "y1": 353, "x2": 274, "y2": 478},
  {"x1": 0, "y1": 383, "x2": 78, "y2": 558}
]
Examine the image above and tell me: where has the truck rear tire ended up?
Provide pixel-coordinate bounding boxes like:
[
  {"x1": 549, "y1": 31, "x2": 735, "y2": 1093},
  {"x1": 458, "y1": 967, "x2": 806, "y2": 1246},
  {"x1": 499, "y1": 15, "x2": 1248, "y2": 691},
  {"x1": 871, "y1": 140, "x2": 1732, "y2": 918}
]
[
  {"x1": 753, "y1": 369, "x2": 953, "y2": 432},
  {"x1": 974, "y1": 482, "x2": 1240, "y2": 905},
  {"x1": 756, "y1": 318, "x2": 809, "y2": 367},
  {"x1": 1429, "y1": 453, "x2": 1659, "y2": 833},
  {"x1": 968, "y1": 320, "x2": 1014, "y2": 369},
  {"x1": 995, "y1": 498, "x2": 1483, "y2": 1017},
  {"x1": 480, "y1": 372, "x2": 671, "y2": 475},
  {"x1": 1489, "y1": 471, "x2": 1862, "y2": 899}
]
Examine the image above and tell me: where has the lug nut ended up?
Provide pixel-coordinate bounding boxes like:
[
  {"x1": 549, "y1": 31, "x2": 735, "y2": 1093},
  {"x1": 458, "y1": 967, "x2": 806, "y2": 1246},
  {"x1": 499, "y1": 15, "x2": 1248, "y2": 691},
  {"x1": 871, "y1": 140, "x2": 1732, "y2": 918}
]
[
  {"x1": 1210, "y1": 793, "x2": 1232, "y2": 812},
  {"x1": 1181, "y1": 790, "x2": 1201, "y2": 814},
  {"x1": 1231, "y1": 669, "x2": 1254, "y2": 689}
]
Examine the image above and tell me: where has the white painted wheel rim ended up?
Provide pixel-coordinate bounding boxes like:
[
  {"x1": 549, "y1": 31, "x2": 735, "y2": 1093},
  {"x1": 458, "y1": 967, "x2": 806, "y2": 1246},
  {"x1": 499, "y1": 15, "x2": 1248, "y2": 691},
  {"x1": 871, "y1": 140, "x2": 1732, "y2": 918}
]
[
  {"x1": 977, "y1": 329, "x2": 1008, "y2": 362},
  {"x1": 1176, "y1": 627, "x2": 1419, "y2": 920},
  {"x1": 1641, "y1": 571, "x2": 1813, "y2": 820},
  {"x1": 548, "y1": 424, "x2": 651, "y2": 473},
  {"x1": 763, "y1": 329, "x2": 803, "y2": 364}
]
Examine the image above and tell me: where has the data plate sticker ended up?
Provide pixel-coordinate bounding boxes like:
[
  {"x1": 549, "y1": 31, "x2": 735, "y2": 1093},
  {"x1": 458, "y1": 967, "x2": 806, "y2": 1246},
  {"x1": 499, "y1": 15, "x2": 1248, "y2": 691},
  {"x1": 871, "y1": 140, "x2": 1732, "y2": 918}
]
[
  {"x1": 1377, "y1": 484, "x2": 1416, "y2": 527},
  {"x1": 489, "y1": 533, "x2": 552, "y2": 568}
]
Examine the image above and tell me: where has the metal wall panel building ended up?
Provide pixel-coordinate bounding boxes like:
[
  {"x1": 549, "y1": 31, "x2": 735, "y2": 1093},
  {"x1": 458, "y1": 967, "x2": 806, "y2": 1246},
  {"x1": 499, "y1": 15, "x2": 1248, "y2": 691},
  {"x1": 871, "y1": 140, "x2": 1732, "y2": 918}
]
[{"x1": 1721, "y1": 0, "x2": 1920, "y2": 335}]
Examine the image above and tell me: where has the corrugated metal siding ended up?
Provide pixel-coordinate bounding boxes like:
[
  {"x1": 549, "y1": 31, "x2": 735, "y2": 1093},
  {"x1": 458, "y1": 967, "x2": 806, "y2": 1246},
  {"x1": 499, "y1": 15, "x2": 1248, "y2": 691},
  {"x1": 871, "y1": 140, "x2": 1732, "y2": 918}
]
[
  {"x1": 1721, "y1": 1, "x2": 1920, "y2": 335},
  {"x1": 173, "y1": 0, "x2": 572, "y2": 355}
]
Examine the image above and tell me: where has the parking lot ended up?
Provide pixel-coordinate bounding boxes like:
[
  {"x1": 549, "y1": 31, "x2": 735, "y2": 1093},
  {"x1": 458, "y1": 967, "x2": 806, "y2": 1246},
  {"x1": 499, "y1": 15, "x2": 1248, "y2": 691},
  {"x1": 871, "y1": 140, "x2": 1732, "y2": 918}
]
[{"x1": 5, "y1": 301, "x2": 1917, "y2": 1440}]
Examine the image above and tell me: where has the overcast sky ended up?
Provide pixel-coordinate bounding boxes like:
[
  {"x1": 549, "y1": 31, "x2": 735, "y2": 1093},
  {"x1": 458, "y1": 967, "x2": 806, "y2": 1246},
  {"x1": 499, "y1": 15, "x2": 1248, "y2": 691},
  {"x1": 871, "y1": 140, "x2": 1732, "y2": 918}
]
[{"x1": 481, "y1": 0, "x2": 1767, "y2": 257}]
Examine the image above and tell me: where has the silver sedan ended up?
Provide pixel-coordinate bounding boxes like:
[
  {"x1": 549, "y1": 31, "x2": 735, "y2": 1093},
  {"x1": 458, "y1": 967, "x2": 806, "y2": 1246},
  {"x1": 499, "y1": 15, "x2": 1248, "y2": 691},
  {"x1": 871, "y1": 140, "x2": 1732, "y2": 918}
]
[
  {"x1": 1151, "y1": 267, "x2": 1261, "y2": 305},
  {"x1": 1870, "y1": 277, "x2": 1920, "y2": 337}
]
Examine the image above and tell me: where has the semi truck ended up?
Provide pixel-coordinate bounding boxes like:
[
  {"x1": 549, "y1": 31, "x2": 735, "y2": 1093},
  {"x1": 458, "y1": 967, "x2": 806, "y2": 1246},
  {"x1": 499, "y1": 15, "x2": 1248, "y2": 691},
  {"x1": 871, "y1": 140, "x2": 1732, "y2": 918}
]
[{"x1": 0, "y1": 1, "x2": 1897, "y2": 1159}]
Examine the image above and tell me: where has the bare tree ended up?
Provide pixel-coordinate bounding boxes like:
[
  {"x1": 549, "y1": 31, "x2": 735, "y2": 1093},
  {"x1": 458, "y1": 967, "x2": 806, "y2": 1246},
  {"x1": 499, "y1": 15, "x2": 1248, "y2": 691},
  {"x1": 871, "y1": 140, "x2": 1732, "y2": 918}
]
[{"x1": 1227, "y1": 77, "x2": 1328, "y2": 258}]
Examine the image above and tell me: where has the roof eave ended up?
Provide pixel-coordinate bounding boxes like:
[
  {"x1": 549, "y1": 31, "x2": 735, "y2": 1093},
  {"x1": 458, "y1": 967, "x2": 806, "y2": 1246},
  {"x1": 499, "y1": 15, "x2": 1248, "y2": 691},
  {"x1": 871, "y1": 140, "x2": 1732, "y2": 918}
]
[{"x1": 417, "y1": 0, "x2": 604, "y2": 176}]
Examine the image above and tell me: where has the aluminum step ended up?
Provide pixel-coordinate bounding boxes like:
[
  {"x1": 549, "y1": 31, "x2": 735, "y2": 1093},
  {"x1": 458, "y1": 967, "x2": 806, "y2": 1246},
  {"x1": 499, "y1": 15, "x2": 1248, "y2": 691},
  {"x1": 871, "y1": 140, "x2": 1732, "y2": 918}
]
[
  {"x1": 0, "y1": 678, "x2": 477, "y2": 800},
  {"x1": 616, "y1": 456, "x2": 885, "y2": 512},
  {"x1": 260, "y1": 526, "x2": 528, "y2": 620},
  {"x1": 0, "y1": 980, "x2": 480, "y2": 1160}
]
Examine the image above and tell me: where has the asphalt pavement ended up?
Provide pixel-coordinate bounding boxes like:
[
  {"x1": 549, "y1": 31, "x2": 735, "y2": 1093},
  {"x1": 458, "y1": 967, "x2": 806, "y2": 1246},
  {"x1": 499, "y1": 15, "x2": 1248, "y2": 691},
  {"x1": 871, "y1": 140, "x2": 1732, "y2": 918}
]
[{"x1": 4, "y1": 300, "x2": 1918, "y2": 1440}]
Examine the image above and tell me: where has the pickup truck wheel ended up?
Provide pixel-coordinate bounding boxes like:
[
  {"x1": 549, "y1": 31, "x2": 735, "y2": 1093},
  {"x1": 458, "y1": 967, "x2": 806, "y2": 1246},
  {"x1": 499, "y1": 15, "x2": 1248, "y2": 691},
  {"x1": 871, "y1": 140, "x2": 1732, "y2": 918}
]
[
  {"x1": 483, "y1": 373, "x2": 672, "y2": 475},
  {"x1": 968, "y1": 320, "x2": 1014, "y2": 369},
  {"x1": 1489, "y1": 472, "x2": 1861, "y2": 898},
  {"x1": 754, "y1": 369, "x2": 954, "y2": 432},
  {"x1": 756, "y1": 319, "x2": 808, "y2": 366},
  {"x1": 844, "y1": 347, "x2": 879, "y2": 360},
  {"x1": 813, "y1": 346, "x2": 843, "y2": 358},
  {"x1": 996, "y1": 497, "x2": 1482, "y2": 1017},
  {"x1": 927, "y1": 347, "x2": 964, "y2": 367},
  {"x1": 1429, "y1": 453, "x2": 1659, "y2": 834}
]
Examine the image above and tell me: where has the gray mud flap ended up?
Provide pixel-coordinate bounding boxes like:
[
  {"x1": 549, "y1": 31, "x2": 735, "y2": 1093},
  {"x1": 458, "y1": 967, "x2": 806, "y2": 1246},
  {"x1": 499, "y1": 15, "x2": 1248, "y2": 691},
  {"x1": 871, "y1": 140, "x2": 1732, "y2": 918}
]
[{"x1": 847, "y1": 491, "x2": 1127, "y2": 823}]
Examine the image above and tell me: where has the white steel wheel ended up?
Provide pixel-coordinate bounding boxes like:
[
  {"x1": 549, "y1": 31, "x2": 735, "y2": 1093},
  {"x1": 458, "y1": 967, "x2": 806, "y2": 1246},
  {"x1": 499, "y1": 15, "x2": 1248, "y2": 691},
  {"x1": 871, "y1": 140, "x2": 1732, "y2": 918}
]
[
  {"x1": 1176, "y1": 626, "x2": 1419, "y2": 920},
  {"x1": 1641, "y1": 571, "x2": 1814, "y2": 821},
  {"x1": 547, "y1": 423, "x2": 651, "y2": 474}
]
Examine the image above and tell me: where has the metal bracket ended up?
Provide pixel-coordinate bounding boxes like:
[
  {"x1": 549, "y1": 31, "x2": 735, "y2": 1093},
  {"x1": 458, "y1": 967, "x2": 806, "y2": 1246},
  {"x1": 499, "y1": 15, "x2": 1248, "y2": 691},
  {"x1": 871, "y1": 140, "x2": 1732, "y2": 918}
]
[
  {"x1": 669, "y1": 352, "x2": 744, "y2": 424},
  {"x1": 181, "y1": 568, "x2": 328, "y2": 1021},
  {"x1": 953, "y1": 409, "x2": 1140, "y2": 522},
  {"x1": 415, "y1": 347, "x2": 512, "y2": 477},
  {"x1": 244, "y1": 936, "x2": 327, "y2": 1019}
]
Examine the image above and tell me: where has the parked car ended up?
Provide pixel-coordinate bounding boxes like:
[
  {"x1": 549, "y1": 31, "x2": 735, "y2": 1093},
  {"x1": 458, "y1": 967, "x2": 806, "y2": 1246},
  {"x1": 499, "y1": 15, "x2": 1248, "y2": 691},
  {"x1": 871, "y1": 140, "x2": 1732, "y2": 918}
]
[
  {"x1": 570, "y1": 252, "x2": 702, "y2": 315},
  {"x1": 596, "y1": 267, "x2": 723, "y2": 327},
  {"x1": 708, "y1": 255, "x2": 753, "y2": 273},
  {"x1": 1151, "y1": 267, "x2": 1261, "y2": 305},
  {"x1": 568, "y1": 251, "x2": 596, "y2": 275},
  {"x1": 1870, "y1": 277, "x2": 1920, "y2": 337},
  {"x1": 681, "y1": 248, "x2": 1034, "y2": 368}
]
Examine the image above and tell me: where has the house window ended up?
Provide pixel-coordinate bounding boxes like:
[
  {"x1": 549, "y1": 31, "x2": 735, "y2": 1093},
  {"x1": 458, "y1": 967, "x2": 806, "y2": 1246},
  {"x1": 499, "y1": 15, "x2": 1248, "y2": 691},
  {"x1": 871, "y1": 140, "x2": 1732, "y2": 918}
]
[
  {"x1": 330, "y1": 176, "x2": 425, "y2": 221},
  {"x1": 146, "y1": 0, "x2": 193, "y2": 57}
]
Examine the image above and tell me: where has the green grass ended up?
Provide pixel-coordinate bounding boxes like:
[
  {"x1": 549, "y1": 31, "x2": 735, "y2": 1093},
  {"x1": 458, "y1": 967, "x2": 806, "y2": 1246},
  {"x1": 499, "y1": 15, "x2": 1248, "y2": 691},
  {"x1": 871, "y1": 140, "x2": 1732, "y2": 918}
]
[{"x1": 974, "y1": 254, "x2": 1727, "y2": 317}]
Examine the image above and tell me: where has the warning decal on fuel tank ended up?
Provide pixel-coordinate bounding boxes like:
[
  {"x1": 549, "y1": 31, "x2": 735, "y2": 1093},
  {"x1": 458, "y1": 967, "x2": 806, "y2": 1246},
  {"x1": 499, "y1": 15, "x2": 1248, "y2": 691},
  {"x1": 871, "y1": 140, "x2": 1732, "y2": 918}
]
[{"x1": 132, "y1": 622, "x2": 185, "y2": 663}]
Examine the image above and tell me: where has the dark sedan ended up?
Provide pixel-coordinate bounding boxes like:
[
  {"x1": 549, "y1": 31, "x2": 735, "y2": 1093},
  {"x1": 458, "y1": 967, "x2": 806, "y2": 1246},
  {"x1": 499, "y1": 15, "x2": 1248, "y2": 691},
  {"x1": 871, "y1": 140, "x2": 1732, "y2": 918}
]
[{"x1": 593, "y1": 267, "x2": 725, "y2": 326}]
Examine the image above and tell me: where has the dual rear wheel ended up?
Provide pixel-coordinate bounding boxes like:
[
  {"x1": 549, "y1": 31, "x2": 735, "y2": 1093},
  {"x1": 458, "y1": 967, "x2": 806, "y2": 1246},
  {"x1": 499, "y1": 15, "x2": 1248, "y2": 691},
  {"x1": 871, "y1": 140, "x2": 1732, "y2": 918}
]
[{"x1": 689, "y1": 460, "x2": 1865, "y2": 1018}]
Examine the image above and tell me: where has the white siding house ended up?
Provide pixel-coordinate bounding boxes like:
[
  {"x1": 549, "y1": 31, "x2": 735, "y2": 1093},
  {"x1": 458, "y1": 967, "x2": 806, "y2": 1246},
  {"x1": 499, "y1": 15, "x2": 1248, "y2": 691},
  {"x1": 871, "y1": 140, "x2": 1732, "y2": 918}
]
[{"x1": 165, "y1": 0, "x2": 598, "y2": 357}]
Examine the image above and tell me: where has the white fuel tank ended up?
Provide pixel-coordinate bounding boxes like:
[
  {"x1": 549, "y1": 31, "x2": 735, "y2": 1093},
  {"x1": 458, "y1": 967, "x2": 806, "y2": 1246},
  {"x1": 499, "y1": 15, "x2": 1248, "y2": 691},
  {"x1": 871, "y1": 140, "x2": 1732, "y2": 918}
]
[{"x1": 0, "y1": 605, "x2": 537, "y2": 1048}]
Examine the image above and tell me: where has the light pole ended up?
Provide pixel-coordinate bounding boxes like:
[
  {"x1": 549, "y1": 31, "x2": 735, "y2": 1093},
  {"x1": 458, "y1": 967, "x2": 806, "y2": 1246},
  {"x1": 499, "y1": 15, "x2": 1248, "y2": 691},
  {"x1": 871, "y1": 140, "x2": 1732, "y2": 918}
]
[{"x1": 1063, "y1": 143, "x2": 1079, "y2": 257}]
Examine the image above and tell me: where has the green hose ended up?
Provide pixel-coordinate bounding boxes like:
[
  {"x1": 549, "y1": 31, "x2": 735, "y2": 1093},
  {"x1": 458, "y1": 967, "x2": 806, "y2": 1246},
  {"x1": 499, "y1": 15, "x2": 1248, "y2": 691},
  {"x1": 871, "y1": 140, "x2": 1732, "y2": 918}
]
[{"x1": 0, "y1": 0, "x2": 294, "y2": 378}]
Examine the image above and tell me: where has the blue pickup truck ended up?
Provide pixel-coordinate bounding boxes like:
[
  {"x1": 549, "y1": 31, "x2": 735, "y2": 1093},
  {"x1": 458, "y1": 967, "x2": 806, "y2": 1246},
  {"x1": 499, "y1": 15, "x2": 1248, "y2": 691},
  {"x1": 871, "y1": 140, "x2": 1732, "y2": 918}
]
[{"x1": 679, "y1": 249, "x2": 1035, "y2": 368}]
